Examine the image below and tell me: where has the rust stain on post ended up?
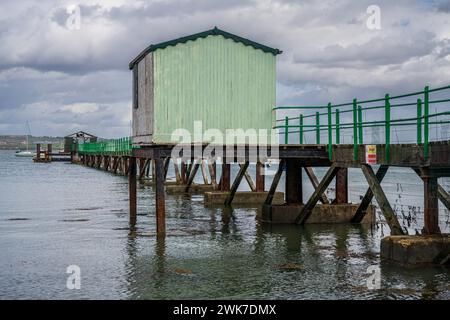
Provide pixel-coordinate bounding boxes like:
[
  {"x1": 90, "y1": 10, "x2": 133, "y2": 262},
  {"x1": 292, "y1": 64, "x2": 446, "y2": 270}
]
[
  {"x1": 155, "y1": 158, "x2": 166, "y2": 236},
  {"x1": 129, "y1": 156, "x2": 137, "y2": 224}
]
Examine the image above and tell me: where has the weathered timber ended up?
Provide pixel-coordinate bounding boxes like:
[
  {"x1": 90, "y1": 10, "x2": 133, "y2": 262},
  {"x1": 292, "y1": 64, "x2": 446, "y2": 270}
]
[
  {"x1": 129, "y1": 157, "x2": 137, "y2": 224},
  {"x1": 304, "y1": 167, "x2": 330, "y2": 204},
  {"x1": 155, "y1": 158, "x2": 166, "y2": 236},
  {"x1": 225, "y1": 161, "x2": 250, "y2": 205},
  {"x1": 286, "y1": 159, "x2": 302, "y2": 204},
  {"x1": 334, "y1": 168, "x2": 348, "y2": 204},
  {"x1": 264, "y1": 159, "x2": 285, "y2": 205},
  {"x1": 351, "y1": 165, "x2": 389, "y2": 223},
  {"x1": 201, "y1": 160, "x2": 210, "y2": 185},
  {"x1": 208, "y1": 162, "x2": 217, "y2": 189},
  {"x1": 221, "y1": 163, "x2": 231, "y2": 191},
  {"x1": 360, "y1": 164, "x2": 404, "y2": 235},
  {"x1": 185, "y1": 160, "x2": 200, "y2": 192},
  {"x1": 239, "y1": 163, "x2": 256, "y2": 192},
  {"x1": 256, "y1": 161, "x2": 265, "y2": 192},
  {"x1": 295, "y1": 164, "x2": 339, "y2": 224},
  {"x1": 421, "y1": 168, "x2": 441, "y2": 234}
]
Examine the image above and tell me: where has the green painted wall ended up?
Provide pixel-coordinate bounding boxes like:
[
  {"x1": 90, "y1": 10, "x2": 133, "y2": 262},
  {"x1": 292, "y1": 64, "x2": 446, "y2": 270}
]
[{"x1": 152, "y1": 35, "x2": 276, "y2": 143}]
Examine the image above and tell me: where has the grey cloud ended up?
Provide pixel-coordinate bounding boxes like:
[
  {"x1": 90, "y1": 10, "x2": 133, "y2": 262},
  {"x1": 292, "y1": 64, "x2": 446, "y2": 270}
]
[{"x1": 293, "y1": 31, "x2": 437, "y2": 67}]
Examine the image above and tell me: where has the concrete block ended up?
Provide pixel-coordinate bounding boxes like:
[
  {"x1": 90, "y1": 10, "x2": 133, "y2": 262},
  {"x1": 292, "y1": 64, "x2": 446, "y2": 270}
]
[
  {"x1": 260, "y1": 203, "x2": 375, "y2": 224},
  {"x1": 166, "y1": 183, "x2": 215, "y2": 194},
  {"x1": 381, "y1": 234, "x2": 450, "y2": 266},
  {"x1": 204, "y1": 191, "x2": 284, "y2": 206}
]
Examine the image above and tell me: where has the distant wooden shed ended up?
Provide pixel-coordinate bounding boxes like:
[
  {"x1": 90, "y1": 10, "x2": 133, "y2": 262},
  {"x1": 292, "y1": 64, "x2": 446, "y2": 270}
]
[{"x1": 129, "y1": 27, "x2": 282, "y2": 145}]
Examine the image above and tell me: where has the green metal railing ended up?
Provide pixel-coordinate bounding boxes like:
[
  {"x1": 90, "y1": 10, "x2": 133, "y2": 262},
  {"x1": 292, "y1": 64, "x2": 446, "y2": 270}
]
[
  {"x1": 75, "y1": 137, "x2": 134, "y2": 156},
  {"x1": 274, "y1": 85, "x2": 450, "y2": 161}
]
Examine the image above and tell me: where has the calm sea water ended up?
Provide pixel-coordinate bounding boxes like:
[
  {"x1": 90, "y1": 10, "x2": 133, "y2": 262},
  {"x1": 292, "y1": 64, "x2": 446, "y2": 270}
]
[{"x1": 0, "y1": 150, "x2": 448, "y2": 299}]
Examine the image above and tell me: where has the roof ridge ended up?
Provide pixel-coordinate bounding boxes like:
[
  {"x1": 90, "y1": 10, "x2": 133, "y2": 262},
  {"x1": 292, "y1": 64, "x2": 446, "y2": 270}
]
[{"x1": 129, "y1": 27, "x2": 282, "y2": 70}]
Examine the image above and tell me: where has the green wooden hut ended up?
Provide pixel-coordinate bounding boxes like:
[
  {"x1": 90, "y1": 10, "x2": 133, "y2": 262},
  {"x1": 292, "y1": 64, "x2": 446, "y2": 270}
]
[{"x1": 129, "y1": 27, "x2": 282, "y2": 145}]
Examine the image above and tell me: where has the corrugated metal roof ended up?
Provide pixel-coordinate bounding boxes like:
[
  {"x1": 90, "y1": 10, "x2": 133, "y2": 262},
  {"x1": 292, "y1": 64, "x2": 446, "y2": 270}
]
[{"x1": 129, "y1": 27, "x2": 282, "y2": 70}]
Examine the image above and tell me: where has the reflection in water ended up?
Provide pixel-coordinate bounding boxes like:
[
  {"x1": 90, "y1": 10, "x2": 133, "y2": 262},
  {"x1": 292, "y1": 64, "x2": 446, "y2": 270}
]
[{"x1": 0, "y1": 150, "x2": 449, "y2": 299}]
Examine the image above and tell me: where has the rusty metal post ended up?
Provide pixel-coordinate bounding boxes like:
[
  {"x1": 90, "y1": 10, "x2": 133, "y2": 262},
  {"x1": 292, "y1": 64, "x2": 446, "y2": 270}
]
[
  {"x1": 334, "y1": 168, "x2": 348, "y2": 204},
  {"x1": 286, "y1": 159, "x2": 303, "y2": 204},
  {"x1": 256, "y1": 161, "x2": 265, "y2": 192},
  {"x1": 221, "y1": 163, "x2": 231, "y2": 191},
  {"x1": 155, "y1": 158, "x2": 166, "y2": 236},
  {"x1": 129, "y1": 157, "x2": 137, "y2": 224},
  {"x1": 181, "y1": 161, "x2": 187, "y2": 184},
  {"x1": 47, "y1": 144, "x2": 52, "y2": 162},
  {"x1": 36, "y1": 143, "x2": 41, "y2": 160},
  {"x1": 422, "y1": 169, "x2": 441, "y2": 234}
]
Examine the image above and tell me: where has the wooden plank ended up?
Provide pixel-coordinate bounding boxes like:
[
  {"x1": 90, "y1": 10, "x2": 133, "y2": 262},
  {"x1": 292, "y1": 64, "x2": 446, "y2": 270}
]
[
  {"x1": 264, "y1": 159, "x2": 285, "y2": 205},
  {"x1": 351, "y1": 165, "x2": 389, "y2": 223},
  {"x1": 239, "y1": 163, "x2": 256, "y2": 192},
  {"x1": 360, "y1": 164, "x2": 404, "y2": 235},
  {"x1": 224, "y1": 161, "x2": 249, "y2": 205},
  {"x1": 185, "y1": 160, "x2": 200, "y2": 192},
  {"x1": 295, "y1": 164, "x2": 339, "y2": 224},
  {"x1": 155, "y1": 158, "x2": 166, "y2": 236},
  {"x1": 305, "y1": 167, "x2": 330, "y2": 204}
]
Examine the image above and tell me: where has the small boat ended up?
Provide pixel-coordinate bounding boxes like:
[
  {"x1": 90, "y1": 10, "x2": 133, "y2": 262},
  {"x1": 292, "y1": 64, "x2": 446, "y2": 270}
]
[
  {"x1": 15, "y1": 121, "x2": 36, "y2": 158},
  {"x1": 15, "y1": 150, "x2": 35, "y2": 157}
]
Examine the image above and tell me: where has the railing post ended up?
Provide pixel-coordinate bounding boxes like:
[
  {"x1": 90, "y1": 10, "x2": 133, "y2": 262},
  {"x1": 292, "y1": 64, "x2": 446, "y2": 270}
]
[
  {"x1": 352, "y1": 99, "x2": 358, "y2": 161},
  {"x1": 385, "y1": 94, "x2": 390, "y2": 162},
  {"x1": 424, "y1": 86, "x2": 429, "y2": 160},
  {"x1": 417, "y1": 98, "x2": 422, "y2": 144},
  {"x1": 299, "y1": 114, "x2": 304, "y2": 144},
  {"x1": 284, "y1": 116, "x2": 289, "y2": 144},
  {"x1": 358, "y1": 105, "x2": 363, "y2": 144},
  {"x1": 336, "y1": 109, "x2": 340, "y2": 144},
  {"x1": 327, "y1": 103, "x2": 332, "y2": 160},
  {"x1": 316, "y1": 111, "x2": 320, "y2": 144}
]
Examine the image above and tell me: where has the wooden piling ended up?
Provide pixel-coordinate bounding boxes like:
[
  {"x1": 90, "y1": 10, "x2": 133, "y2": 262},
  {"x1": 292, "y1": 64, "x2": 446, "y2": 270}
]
[
  {"x1": 334, "y1": 168, "x2": 348, "y2": 204},
  {"x1": 295, "y1": 164, "x2": 339, "y2": 224},
  {"x1": 155, "y1": 158, "x2": 166, "y2": 236},
  {"x1": 305, "y1": 167, "x2": 330, "y2": 204},
  {"x1": 360, "y1": 164, "x2": 404, "y2": 235},
  {"x1": 422, "y1": 168, "x2": 441, "y2": 234},
  {"x1": 225, "y1": 161, "x2": 249, "y2": 205},
  {"x1": 352, "y1": 165, "x2": 389, "y2": 223},
  {"x1": 264, "y1": 159, "x2": 285, "y2": 205},
  {"x1": 221, "y1": 163, "x2": 231, "y2": 191},
  {"x1": 129, "y1": 157, "x2": 137, "y2": 224},
  {"x1": 256, "y1": 161, "x2": 265, "y2": 192},
  {"x1": 286, "y1": 159, "x2": 303, "y2": 204}
]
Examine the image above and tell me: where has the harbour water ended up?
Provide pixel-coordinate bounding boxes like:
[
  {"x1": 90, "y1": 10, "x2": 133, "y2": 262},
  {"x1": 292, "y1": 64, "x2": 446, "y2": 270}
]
[{"x1": 0, "y1": 150, "x2": 448, "y2": 299}]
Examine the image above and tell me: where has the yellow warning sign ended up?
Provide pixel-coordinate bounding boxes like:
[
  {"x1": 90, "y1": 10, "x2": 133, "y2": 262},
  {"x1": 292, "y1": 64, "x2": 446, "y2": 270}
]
[{"x1": 366, "y1": 145, "x2": 377, "y2": 164}]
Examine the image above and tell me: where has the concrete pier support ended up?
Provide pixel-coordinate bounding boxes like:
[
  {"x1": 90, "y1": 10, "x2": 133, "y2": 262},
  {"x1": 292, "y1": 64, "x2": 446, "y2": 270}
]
[
  {"x1": 261, "y1": 203, "x2": 375, "y2": 224},
  {"x1": 381, "y1": 235, "x2": 450, "y2": 266}
]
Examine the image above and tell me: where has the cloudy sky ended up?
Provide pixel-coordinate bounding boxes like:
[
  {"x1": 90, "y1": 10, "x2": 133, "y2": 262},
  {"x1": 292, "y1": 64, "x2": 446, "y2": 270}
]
[{"x1": 0, "y1": 0, "x2": 449, "y2": 138}]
